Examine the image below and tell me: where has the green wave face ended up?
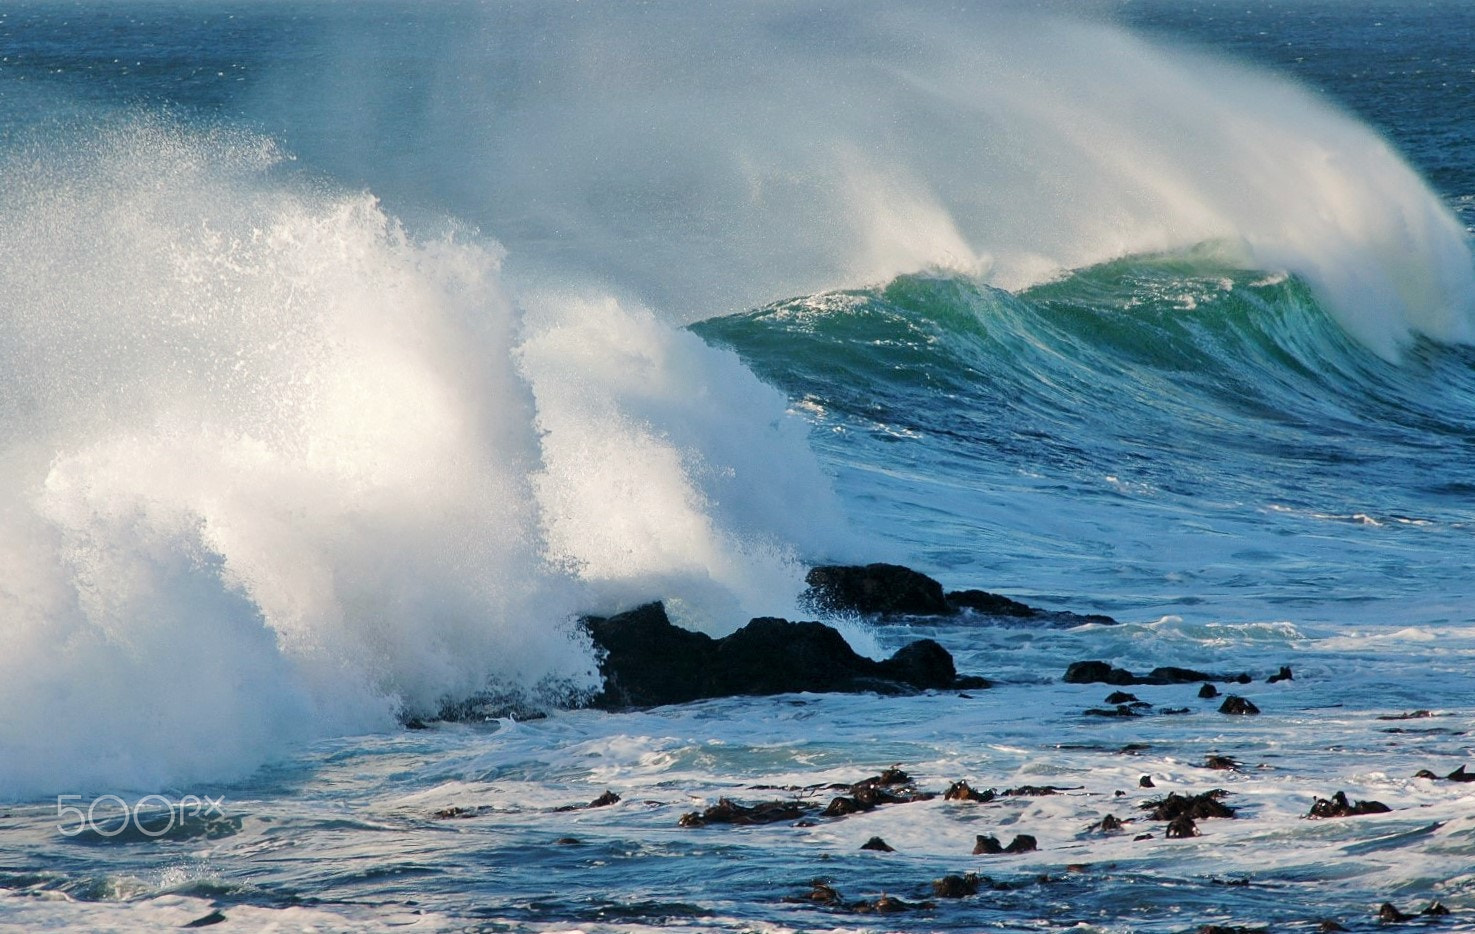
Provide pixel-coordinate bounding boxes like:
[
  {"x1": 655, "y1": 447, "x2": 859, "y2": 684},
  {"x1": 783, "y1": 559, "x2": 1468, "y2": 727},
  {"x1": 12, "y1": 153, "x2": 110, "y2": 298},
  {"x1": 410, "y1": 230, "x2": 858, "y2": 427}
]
[{"x1": 694, "y1": 250, "x2": 1475, "y2": 624}]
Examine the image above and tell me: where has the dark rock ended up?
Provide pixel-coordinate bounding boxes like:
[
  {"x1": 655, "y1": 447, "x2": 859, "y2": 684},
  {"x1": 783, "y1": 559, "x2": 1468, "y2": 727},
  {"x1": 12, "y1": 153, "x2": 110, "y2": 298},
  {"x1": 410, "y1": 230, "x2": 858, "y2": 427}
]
[
  {"x1": 434, "y1": 805, "x2": 492, "y2": 819},
  {"x1": 859, "y1": 836, "x2": 894, "y2": 852},
  {"x1": 1139, "y1": 775, "x2": 1155, "y2": 788},
  {"x1": 713, "y1": 617, "x2": 898, "y2": 696},
  {"x1": 183, "y1": 911, "x2": 228, "y2": 928},
  {"x1": 554, "y1": 837, "x2": 582, "y2": 845},
  {"x1": 1151, "y1": 666, "x2": 1248, "y2": 685},
  {"x1": 1378, "y1": 710, "x2": 1432, "y2": 721},
  {"x1": 1198, "y1": 683, "x2": 1220, "y2": 699},
  {"x1": 584, "y1": 603, "x2": 715, "y2": 707},
  {"x1": 804, "y1": 563, "x2": 953, "y2": 616},
  {"x1": 679, "y1": 797, "x2": 809, "y2": 827},
  {"x1": 945, "y1": 589, "x2": 1036, "y2": 617},
  {"x1": 1105, "y1": 691, "x2": 1141, "y2": 704},
  {"x1": 1160, "y1": 707, "x2": 1192, "y2": 715},
  {"x1": 1134, "y1": 833, "x2": 1154, "y2": 841},
  {"x1": 946, "y1": 589, "x2": 1117, "y2": 626},
  {"x1": 1267, "y1": 665, "x2": 1293, "y2": 683},
  {"x1": 1064, "y1": 660, "x2": 1134, "y2": 685},
  {"x1": 876, "y1": 638, "x2": 964, "y2": 690},
  {"x1": 944, "y1": 780, "x2": 995, "y2": 802},
  {"x1": 1423, "y1": 902, "x2": 1451, "y2": 916},
  {"x1": 1218, "y1": 695, "x2": 1260, "y2": 715},
  {"x1": 1002, "y1": 785, "x2": 1076, "y2": 797},
  {"x1": 1204, "y1": 755, "x2": 1240, "y2": 771},
  {"x1": 974, "y1": 832, "x2": 1037, "y2": 854},
  {"x1": 1379, "y1": 902, "x2": 1414, "y2": 923},
  {"x1": 1306, "y1": 791, "x2": 1390, "y2": 819},
  {"x1": 931, "y1": 873, "x2": 982, "y2": 898},
  {"x1": 851, "y1": 894, "x2": 932, "y2": 913},
  {"x1": 1143, "y1": 790, "x2": 1235, "y2": 821},
  {"x1": 1317, "y1": 921, "x2": 1349, "y2": 932},
  {"x1": 1084, "y1": 705, "x2": 1142, "y2": 718},
  {"x1": 556, "y1": 790, "x2": 621, "y2": 812},
  {"x1": 403, "y1": 717, "x2": 430, "y2": 730},
  {"x1": 1165, "y1": 814, "x2": 1199, "y2": 838},
  {"x1": 822, "y1": 770, "x2": 933, "y2": 817},
  {"x1": 785, "y1": 881, "x2": 843, "y2": 906},
  {"x1": 583, "y1": 603, "x2": 985, "y2": 708},
  {"x1": 1064, "y1": 661, "x2": 1251, "y2": 686}
]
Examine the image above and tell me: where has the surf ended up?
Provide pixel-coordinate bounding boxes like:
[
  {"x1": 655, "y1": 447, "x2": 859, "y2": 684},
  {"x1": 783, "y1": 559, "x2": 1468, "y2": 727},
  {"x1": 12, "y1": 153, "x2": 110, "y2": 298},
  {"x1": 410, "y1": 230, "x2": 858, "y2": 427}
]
[{"x1": 2, "y1": 0, "x2": 1473, "y2": 799}]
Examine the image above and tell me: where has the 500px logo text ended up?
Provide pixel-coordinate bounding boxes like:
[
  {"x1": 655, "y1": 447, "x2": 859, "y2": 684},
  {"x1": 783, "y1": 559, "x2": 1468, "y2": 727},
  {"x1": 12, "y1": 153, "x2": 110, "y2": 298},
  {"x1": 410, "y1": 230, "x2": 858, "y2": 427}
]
[{"x1": 56, "y1": 794, "x2": 227, "y2": 838}]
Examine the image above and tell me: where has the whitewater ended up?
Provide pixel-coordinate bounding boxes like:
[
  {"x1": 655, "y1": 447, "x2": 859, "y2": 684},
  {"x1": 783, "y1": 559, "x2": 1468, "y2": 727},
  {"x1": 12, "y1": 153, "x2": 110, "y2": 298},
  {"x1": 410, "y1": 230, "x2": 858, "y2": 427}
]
[{"x1": 2, "y1": 1, "x2": 1474, "y2": 930}]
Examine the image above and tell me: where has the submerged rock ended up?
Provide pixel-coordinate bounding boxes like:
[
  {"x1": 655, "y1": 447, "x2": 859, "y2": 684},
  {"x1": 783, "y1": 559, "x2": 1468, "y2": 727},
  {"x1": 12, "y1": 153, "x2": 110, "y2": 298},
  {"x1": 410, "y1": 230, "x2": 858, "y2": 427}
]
[
  {"x1": 583, "y1": 602, "x2": 988, "y2": 708},
  {"x1": 679, "y1": 797, "x2": 809, "y2": 827},
  {"x1": 1374, "y1": 902, "x2": 1447, "y2": 923},
  {"x1": 1142, "y1": 790, "x2": 1236, "y2": 821},
  {"x1": 1378, "y1": 709, "x2": 1433, "y2": 721},
  {"x1": 555, "y1": 790, "x2": 621, "y2": 812},
  {"x1": 785, "y1": 881, "x2": 844, "y2": 906},
  {"x1": 859, "y1": 836, "x2": 894, "y2": 852},
  {"x1": 851, "y1": 894, "x2": 933, "y2": 913},
  {"x1": 804, "y1": 562, "x2": 1116, "y2": 624},
  {"x1": 1165, "y1": 814, "x2": 1200, "y2": 838},
  {"x1": 183, "y1": 910, "x2": 228, "y2": 928},
  {"x1": 1064, "y1": 660, "x2": 1251, "y2": 686},
  {"x1": 947, "y1": 588, "x2": 1117, "y2": 626},
  {"x1": 1306, "y1": 791, "x2": 1390, "y2": 819},
  {"x1": 1083, "y1": 704, "x2": 1143, "y2": 718},
  {"x1": 931, "y1": 873, "x2": 983, "y2": 898},
  {"x1": 944, "y1": 780, "x2": 995, "y2": 802},
  {"x1": 973, "y1": 833, "x2": 1037, "y2": 854}
]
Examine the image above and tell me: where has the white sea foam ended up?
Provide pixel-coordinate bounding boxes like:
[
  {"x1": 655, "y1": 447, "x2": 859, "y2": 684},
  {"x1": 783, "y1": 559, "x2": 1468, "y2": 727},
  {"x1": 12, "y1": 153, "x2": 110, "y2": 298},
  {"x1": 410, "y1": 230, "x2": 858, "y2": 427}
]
[{"x1": 0, "y1": 120, "x2": 852, "y2": 799}]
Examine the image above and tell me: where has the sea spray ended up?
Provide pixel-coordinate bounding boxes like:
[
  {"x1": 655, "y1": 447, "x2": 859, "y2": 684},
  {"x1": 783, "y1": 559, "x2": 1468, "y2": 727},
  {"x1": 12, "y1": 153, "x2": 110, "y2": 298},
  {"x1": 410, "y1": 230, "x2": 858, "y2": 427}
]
[
  {"x1": 0, "y1": 119, "x2": 852, "y2": 798},
  {"x1": 258, "y1": 2, "x2": 1475, "y2": 356}
]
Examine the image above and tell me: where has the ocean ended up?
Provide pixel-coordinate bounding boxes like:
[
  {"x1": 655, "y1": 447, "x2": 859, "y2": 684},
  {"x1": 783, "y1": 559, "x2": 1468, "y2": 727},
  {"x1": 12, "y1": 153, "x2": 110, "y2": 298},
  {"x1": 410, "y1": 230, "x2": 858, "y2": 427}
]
[{"x1": 2, "y1": 1, "x2": 1473, "y2": 930}]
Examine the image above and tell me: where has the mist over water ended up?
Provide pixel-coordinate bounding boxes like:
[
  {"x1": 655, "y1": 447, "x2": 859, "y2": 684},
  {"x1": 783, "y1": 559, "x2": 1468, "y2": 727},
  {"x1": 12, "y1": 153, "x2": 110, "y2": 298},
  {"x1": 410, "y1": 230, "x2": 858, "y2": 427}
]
[
  {"x1": 1, "y1": 0, "x2": 1473, "y2": 801},
  {"x1": 255, "y1": 2, "x2": 1474, "y2": 353}
]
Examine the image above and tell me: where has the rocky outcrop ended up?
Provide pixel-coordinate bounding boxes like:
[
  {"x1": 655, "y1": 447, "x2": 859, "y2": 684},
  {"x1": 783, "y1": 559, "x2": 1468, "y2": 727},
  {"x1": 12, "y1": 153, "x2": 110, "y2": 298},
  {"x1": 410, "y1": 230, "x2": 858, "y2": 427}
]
[
  {"x1": 1062, "y1": 660, "x2": 1252, "y2": 686},
  {"x1": 583, "y1": 602, "x2": 989, "y2": 709},
  {"x1": 804, "y1": 563, "x2": 954, "y2": 616},
  {"x1": 804, "y1": 563, "x2": 1117, "y2": 624},
  {"x1": 1306, "y1": 791, "x2": 1390, "y2": 818}
]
